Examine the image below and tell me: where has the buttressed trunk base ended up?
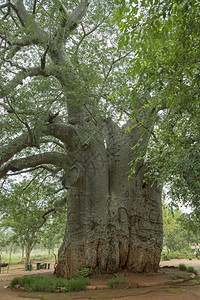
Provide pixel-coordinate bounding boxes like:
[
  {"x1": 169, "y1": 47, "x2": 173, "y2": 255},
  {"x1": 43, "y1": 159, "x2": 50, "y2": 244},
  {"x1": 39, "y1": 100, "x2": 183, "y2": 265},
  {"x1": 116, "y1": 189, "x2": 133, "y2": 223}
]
[{"x1": 56, "y1": 123, "x2": 163, "y2": 277}]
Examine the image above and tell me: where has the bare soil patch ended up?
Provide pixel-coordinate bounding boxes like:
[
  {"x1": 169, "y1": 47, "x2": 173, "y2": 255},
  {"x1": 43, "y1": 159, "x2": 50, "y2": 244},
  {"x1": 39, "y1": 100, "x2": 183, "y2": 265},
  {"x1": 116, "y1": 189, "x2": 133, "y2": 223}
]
[{"x1": 0, "y1": 259, "x2": 199, "y2": 300}]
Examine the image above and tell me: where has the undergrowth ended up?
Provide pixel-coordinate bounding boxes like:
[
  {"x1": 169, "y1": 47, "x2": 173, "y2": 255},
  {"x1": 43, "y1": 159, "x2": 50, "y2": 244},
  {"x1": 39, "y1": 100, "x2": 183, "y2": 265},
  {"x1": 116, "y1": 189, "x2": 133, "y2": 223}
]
[
  {"x1": 178, "y1": 264, "x2": 198, "y2": 275},
  {"x1": 172, "y1": 274, "x2": 186, "y2": 280},
  {"x1": 108, "y1": 277, "x2": 125, "y2": 288},
  {"x1": 11, "y1": 276, "x2": 89, "y2": 292}
]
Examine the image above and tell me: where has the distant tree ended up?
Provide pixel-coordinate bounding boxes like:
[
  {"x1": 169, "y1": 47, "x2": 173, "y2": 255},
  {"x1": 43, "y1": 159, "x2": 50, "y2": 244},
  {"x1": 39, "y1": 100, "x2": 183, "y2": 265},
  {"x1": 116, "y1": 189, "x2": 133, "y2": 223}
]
[
  {"x1": 40, "y1": 210, "x2": 66, "y2": 255},
  {"x1": 162, "y1": 204, "x2": 199, "y2": 252},
  {"x1": 0, "y1": 180, "x2": 66, "y2": 264}
]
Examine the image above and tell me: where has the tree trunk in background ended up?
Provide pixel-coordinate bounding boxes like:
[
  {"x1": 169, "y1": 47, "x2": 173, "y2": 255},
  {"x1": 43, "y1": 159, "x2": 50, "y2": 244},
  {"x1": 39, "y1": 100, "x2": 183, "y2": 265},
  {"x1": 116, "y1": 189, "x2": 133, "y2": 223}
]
[
  {"x1": 22, "y1": 247, "x2": 25, "y2": 261},
  {"x1": 56, "y1": 120, "x2": 163, "y2": 277},
  {"x1": 25, "y1": 244, "x2": 32, "y2": 264}
]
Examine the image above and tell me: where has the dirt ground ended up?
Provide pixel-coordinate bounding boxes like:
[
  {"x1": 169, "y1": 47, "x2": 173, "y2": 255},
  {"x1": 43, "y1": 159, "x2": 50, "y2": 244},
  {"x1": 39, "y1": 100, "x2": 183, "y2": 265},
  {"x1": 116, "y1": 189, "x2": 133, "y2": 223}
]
[{"x1": 0, "y1": 259, "x2": 200, "y2": 300}]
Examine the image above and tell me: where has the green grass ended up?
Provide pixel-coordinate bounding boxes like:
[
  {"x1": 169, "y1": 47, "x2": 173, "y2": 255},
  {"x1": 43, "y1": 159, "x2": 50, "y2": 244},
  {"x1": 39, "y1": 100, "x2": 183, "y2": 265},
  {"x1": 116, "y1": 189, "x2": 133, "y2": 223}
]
[
  {"x1": 1, "y1": 252, "x2": 55, "y2": 265},
  {"x1": 189, "y1": 279, "x2": 200, "y2": 285},
  {"x1": 108, "y1": 277, "x2": 125, "y2": 288},
  {"x1": 11, "y1": 276, "x2": 89, "y2": 292},
  {"x1": 161, "y1": 250, "x2": 195, "y2": 260},
  {"x1": 171, "y1": 274, "x2": 186, "y2": 280}
]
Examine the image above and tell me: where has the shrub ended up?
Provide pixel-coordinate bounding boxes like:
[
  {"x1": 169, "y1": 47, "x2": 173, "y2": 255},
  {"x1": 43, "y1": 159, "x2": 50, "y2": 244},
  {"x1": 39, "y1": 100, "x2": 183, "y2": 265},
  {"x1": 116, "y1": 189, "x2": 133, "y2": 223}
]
[
  {"x1": 11, "y1": 276, "x2": 89, "y2": 292},
  {"x1": 108, "y1": 277, "x2": 125, "y2": 288},
  {"x1": 76, "y1": 268, "x2": 90, "y2": 277},
  {"x1": 179, "y1": 264, "x2": 187, "y2": 271},
  {"x1": 187, "y1": 266, "x2": 198, "y2": 275},
  {"x1": 163, "y1": 254, "x2": 170, "y2": 261}
]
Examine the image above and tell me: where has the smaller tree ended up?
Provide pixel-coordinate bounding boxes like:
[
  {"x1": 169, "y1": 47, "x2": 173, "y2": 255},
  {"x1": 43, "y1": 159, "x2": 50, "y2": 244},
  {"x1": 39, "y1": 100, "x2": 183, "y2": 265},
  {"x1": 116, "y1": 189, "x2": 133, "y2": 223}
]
[
  {"x1": 40, "y1": 210, "x2": 66, "y2": 255},
  {"x1": 162, "y1": 204, "x2": 199, "y2": 252},
  {"x1": 0, "y1": 179, "x2": 66, "y2": 264}
]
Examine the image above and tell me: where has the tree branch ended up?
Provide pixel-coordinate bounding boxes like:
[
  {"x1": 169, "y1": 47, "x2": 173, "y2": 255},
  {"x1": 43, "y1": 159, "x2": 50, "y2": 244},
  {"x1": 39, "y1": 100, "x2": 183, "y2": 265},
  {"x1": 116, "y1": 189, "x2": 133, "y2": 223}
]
[
  {"x1": 0, "y1": 118, "x2": 77, "y2": 168},
  {"x1": 0, "y1": 3, "x2": 8, "y2": 9},
  {"x1": 0, "y1": 152, "x2": 68, "y2": 179},
  {"x1": 0, "y1": 101, "x2": 32, "y2": 114},
  {"x1": 68, "y1": 0, "x2": 89, "y2": 30},
  {"x1": 37, "y1": 195, "x2": 67, "y2": 229},
  {"x1": 6, "y1": 165, "x2": 62, "y2": 176},
  {"x1": 32, "y1": 0, "x2": 37, "y2": 14},
  {"x1": 0, "y1": 66, "x2": 51, "y2": 98},
  {"x1": 41, "y1": 45, "x2": 49, "y2": 70},
  {"x1": 40, "y1": 138, "x2": 65, "y2": 149},
  {"x1": 55, "y1": 0, "x2": 89, "y2": 43},
  {"x1": 74, "y1": 20, "x2": 105, "y2": 62},
  {"x1": 6, "y1": 97, "x2": 36, "y2": 146},
  {"x1": 0, "y1": 132, "x2": 38, "y2": 167},
  {"x1": 44, "y1": 117, "x2": 78, "y2": 147},
  {"x1": 10, "y1": 0, "x2": 48, "y2": 44},
  {"x1": 104, "y1": 51, "x2": 132, "y2": 82}
]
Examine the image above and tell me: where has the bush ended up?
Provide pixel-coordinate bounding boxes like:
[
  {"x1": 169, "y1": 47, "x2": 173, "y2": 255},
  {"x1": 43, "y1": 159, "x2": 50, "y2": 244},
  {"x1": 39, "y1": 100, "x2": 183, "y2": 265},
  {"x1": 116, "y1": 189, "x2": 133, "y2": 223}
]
[
  {"x1": 76, "y1": 268, "x2": 90, "y2": 277},
  {"x1": 179, "y1": 264, "x2": 187, "y2": 271},
  {"x1": 108, "y1": 277, "x2": 125, "y2": 288},
  {"x1": 162, "y1": 254, "x2": 171, "y2": 261},
  {"x1": 11, "y1": 276, "x2": 90, "y2": 292},
  {"x1": 187, "y1": 266, "x2": 198, "y2": 275}
]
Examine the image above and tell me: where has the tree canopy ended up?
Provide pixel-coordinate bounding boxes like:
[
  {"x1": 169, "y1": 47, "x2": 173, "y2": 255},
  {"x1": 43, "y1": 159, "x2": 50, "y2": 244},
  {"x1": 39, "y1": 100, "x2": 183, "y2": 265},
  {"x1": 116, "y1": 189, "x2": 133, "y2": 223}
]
[
  {"x1": 0, "y1": 179, "x2": 66, "y2": 262},
  {"x1": 115, "y1": 0, "x2": 200, "y2": 213}
]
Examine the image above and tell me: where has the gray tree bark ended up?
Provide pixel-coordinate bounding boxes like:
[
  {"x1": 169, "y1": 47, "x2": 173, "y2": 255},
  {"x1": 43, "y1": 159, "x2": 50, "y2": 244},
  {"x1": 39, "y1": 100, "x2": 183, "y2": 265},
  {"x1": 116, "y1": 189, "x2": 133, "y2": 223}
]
[{"x1": 56, "y1": 120, "x2": 163, "y2": 277}]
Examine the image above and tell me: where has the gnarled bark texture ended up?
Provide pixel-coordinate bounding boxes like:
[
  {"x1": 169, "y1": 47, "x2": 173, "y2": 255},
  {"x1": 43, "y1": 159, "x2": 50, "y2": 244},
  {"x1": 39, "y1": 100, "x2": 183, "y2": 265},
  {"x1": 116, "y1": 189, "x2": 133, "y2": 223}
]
[{"x1": 56, "y1": 120, "x2": 163, "y2": 277}]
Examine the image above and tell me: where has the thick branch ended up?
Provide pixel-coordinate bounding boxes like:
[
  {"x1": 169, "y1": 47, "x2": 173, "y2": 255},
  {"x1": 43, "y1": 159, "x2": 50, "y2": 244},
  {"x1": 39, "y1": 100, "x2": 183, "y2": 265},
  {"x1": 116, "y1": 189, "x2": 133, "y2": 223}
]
[
  {"x1": 6, "y1": 165, "x2": 62, "y2": 176},
  {"x1": 44, "y1": 118, "x2": 78, "y2": 147},
  {"x1": 0, "y1": 132, "x2": 37, "y2": 166},
  {"x1": 0, "y1": 66, "x2": 51, "y2": 98},
  {"x1": 68, "y1": 0, "x2": 89, "y2": 30},
  {"x1": 0, "y1": 118, "x2": 77, "y2": 167},
  {"x1": 58, "y1": 0, "x2": 89, "y2": 33},
  {"x1": 0, "y1": 152, "x2": 68, "y2": 179}
]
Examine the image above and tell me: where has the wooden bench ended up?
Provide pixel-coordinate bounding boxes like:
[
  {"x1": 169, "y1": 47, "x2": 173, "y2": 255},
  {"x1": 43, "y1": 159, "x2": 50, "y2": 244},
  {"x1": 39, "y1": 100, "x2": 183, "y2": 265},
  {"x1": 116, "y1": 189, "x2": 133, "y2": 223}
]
[{"x1": 36, "y1": 262, "x2": 51, "y2": 270}]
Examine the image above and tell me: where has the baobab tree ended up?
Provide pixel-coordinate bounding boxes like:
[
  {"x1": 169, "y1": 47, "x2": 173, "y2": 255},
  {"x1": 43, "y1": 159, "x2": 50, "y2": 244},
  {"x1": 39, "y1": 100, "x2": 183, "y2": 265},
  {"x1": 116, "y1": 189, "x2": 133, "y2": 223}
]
[{"x1": 0, "y1": 0, "x2": 163, "y2": 277}]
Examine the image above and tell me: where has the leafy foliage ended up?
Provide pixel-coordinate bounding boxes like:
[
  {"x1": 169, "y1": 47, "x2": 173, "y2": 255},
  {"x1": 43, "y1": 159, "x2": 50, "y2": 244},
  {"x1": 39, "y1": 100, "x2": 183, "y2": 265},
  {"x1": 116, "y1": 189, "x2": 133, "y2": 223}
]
[
  {"x1": 108, "y1": 277, "x2": 125, "y2": 288},
  {"x1": 0, "y1": 179, "x2": 66, "y2": 262},
  {"x1": 162, "y1": 204, "x2": 200, "y2": 252},
  {"x1": 179, "y1": 264, "x2": 187, "y2": 271},
  {"x1": 115, "y1": 0, "x2": 200, "y2": 211}
]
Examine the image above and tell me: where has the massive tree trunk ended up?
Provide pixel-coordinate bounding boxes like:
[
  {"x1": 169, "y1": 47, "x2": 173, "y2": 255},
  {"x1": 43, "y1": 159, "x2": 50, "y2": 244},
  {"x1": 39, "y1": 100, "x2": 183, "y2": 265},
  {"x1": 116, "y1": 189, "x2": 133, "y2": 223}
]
[
  {"x1": 0, "y1": 0, "x2": 163, "y2": 279},
  {"x1": 56, "y1": 119, "x2": 163, "y2": 277}
]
